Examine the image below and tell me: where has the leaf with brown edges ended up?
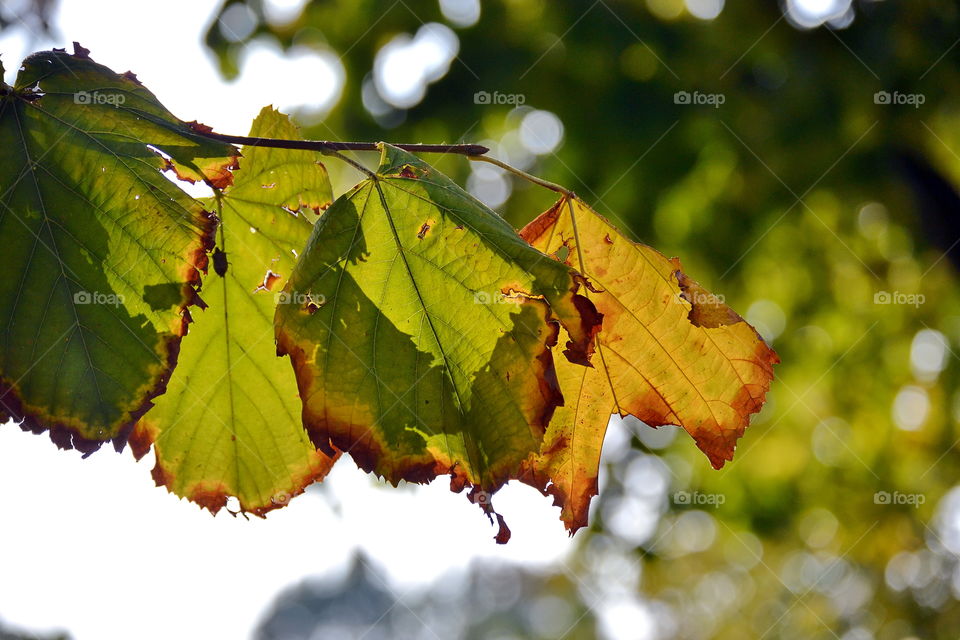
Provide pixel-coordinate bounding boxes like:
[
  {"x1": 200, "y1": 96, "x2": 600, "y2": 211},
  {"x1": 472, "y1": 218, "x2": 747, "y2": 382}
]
[
  {"x1": 274, "y1": 144, "x2": 601, "y2": 541},
  {"x1": 0, "y1": 44, "x2": 237, "y2": 453},
  {"x1": 519, "y1": 195, "x2": 778, "y2": 533},
  {"x1": 130, "y1": 107, "x2": 337, "y2": 516}
]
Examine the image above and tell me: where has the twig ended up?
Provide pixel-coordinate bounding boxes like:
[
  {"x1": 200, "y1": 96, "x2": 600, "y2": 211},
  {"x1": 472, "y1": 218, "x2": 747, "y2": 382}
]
[{"x1": 190, "y1": 129, "x2": 490, "y2": 157}]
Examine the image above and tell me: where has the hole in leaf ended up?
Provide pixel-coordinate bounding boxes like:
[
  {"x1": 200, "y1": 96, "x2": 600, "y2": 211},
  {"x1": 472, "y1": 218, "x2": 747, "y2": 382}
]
[{"x1": 254, "y1": 270, "x2": 281, "y2": 292}]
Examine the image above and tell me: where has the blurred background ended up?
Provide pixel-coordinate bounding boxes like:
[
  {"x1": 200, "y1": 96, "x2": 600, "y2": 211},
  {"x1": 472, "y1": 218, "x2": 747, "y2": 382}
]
[{"x1": 2, "y1": 0, "x2": 960, "y2": 638}]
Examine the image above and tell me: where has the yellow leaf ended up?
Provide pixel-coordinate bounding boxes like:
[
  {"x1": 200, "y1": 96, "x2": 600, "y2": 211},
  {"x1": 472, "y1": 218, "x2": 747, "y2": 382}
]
[{"x1": 520, "y1": 196, "x2": 778, "y2": 533}]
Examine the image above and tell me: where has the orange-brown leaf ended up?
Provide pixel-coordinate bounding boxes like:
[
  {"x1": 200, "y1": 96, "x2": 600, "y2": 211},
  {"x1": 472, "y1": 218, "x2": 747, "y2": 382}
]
[{"x1": 520, "y1": 196, "x2": 778, "y2": 533}]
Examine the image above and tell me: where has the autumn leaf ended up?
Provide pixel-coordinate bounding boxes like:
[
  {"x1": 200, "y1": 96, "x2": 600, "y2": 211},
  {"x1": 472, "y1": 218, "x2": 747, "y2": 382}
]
[
  {"x1": 128, "y1": 107, "x2": 337, "y2": 514},
  {"x1": 0, "y1": 44, "x2": 236, "y2": 453},
  {"x1": 274, "y1": 144, "x2": 600, "y2": 540},
  {"x1": 519, "y1": 195, "x2": 778, "y2": 533},
  {"x1": 0, "y1": 44, "x2": 778, "y2": 541}
]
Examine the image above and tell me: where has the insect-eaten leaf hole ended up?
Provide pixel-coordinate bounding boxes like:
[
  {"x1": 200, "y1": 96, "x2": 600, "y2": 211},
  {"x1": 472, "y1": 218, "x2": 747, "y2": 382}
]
[{"x1": 254, "y1": 270, "x2": 282, "y2": 292}]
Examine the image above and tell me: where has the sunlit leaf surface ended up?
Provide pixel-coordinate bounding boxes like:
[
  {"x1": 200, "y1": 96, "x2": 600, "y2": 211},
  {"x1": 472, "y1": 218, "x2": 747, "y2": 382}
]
[
  {"x1": 520, "y1": 195, "x2": 778, "y2": 532},
  {"x1": 0, "y1": 45, "x2": 236, "y2": 452},
  {"x1": 131, "y1": 107, "x2": 337, "y2": 514},
  {"x1": 275, "y1": 144, "x2": 601, "y2": 538}
]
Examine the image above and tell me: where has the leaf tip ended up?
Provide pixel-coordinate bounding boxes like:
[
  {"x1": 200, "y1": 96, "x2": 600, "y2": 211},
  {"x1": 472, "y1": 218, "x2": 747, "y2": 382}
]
[
  {"x1": 121, "y1": 70, "x2": 141, "y2": 85},
  {"x1": 72, "y1": 42, "x2": 90, "y2": 59},
  {"x1": 468, "y1": 488, "x2": 512, "y2": 544}
]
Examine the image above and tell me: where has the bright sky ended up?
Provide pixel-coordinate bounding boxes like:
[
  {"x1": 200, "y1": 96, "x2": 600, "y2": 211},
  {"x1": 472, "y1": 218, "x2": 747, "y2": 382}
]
[{"x1": 0, "y1": 2, "x2": 598, "y2": 638}]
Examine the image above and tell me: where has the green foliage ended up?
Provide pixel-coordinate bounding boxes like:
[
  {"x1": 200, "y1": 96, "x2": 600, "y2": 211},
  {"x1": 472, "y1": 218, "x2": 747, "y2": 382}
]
[
  {"x1": 0, "y1": 45, "x2": 773, "y2": 544},
  {"x1": 131, "y1": 107, "x2": 336, "y2": 515},
  {"x1": 274, "y1": 143, "x2": 598, "y2": 516},
  {"x1": 0, "y1": 45, "x2": 234, "y2": 451}
]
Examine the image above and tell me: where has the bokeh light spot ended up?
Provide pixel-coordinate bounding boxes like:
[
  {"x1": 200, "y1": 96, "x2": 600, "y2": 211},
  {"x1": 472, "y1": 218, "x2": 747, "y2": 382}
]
[
  {"x1": 218, "y1": 3, "x2": 258, "y2": 42},
  {"x1": 439, "y1": 0, "x2": 481, "y2": 28},
  {"x1": 746, "y1": 299, "x2": 786, "y2": 342},
  {"x1": 785, "y1": 0, "x2": 852, "y2": 29},
  {"x1": 374, "y1": 23, "x2": 459, "y2": 109},
  {"x1": 892, "y1": 385, "x2": 930, "y2": 431},
  {"x1": 910, "y1": 329, "x2": 949, "y2": 383},
  {"x1": 519, "y1": 109, "x2": 564, "y2": 155},
  {"x1": 685, "y1": 0, "x2": 724, "y2": 21}
]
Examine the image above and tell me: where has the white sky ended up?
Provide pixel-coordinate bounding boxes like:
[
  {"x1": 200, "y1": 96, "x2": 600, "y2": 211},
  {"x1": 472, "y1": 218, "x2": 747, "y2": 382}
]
[{"x1": 0, "y1": 2, "x2": 589, "y2": 638}]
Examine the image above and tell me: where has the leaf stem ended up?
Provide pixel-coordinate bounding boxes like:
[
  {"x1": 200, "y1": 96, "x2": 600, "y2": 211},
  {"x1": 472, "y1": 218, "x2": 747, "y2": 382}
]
[
  {"x1": 190, "y1": 128, "x2": 490, "y2": 157},
  {"x1": 467, "y1": 155, "x2": 575, "y2": 196},
  {"x1": 322, "y1": 148, "x2": 378, "y2": 179}
]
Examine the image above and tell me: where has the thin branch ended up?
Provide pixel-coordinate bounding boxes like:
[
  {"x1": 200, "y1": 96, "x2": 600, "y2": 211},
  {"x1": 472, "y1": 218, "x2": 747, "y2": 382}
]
[
  {"x1": 191, "y1": 129, "x2": 490, "y2": 157},
  {"x1": 193, "y1": 124, "x2": 586, "y2": 206}
]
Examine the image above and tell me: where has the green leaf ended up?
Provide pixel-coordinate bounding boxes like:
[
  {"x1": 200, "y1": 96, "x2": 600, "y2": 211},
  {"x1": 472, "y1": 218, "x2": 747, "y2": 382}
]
[
  {"x1": 275, "y1": 143, "x2": 600, "y2": 539},
  {"x1": 131, "y1": 107, "x2": 337, "y2": 515},
  {"x1": 0, "y1": 45, "x2": 236, "y2": 452}
]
